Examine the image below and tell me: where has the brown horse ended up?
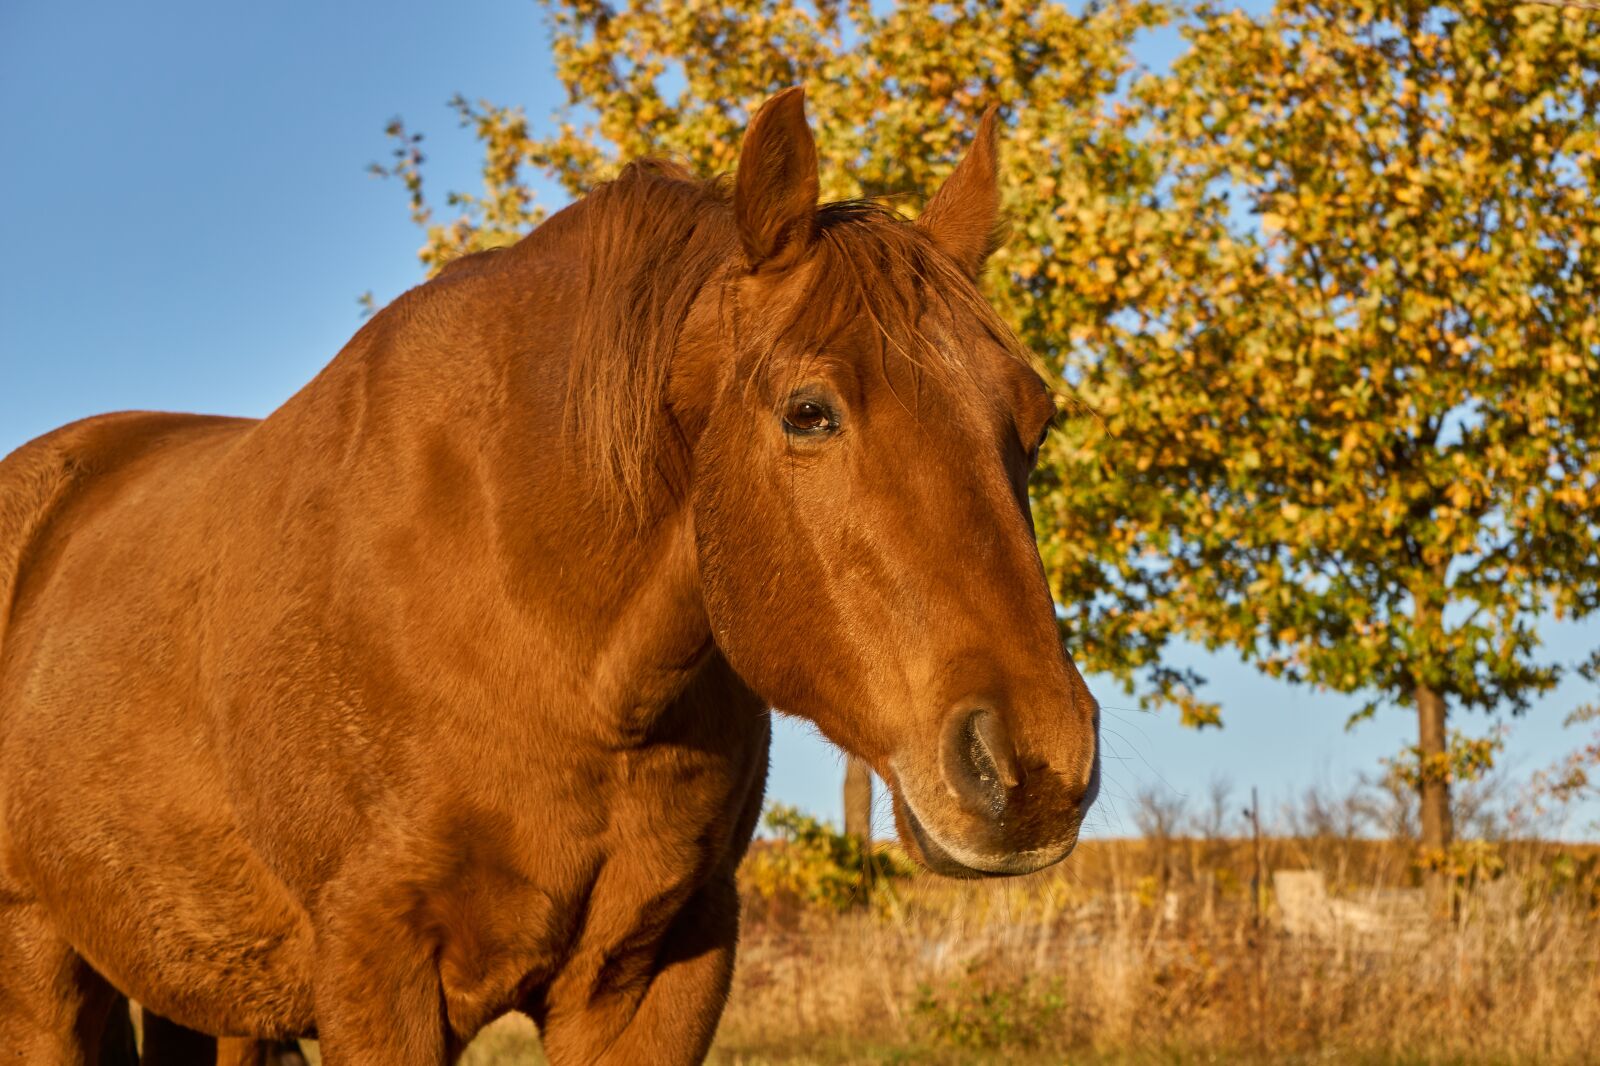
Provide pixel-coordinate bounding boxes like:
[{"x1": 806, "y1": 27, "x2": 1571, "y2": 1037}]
[{"x1": 0, "y1": 88, "x2": 1098, "y2": 1064}]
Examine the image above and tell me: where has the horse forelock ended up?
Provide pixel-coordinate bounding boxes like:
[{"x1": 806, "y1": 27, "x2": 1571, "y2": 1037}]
[
  {"x1": 561, "y1": 160, "x2": 1039, "y2": 522},
  {"x1": 764, "y1": 202, "x2": 1039, "y2": 400}
]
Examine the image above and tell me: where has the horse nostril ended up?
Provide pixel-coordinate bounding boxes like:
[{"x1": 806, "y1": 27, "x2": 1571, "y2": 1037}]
[
  {"x1": 942, "y1": 708, "x2": 1022, "y2": 815},
  {"x1": 969, "y1": 710, "x2": 1022, "y2": 790}
]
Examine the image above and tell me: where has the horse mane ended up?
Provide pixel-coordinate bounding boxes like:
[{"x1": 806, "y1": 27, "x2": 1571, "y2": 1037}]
[
  {"x1": 564, "y1": 160, "x2": 735, "y2": 519},
  {"x1": 560, "y1": 159, "x2": 1037, "y2": 519}
]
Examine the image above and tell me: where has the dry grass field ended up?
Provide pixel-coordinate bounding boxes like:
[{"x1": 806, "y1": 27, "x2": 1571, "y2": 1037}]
[
  {"x1": 716, "y1": 854, "x2": 1597, "y2": 1063},
  {"x1": 280, "y1": 801, "x2": 1600, "y2": 1066}
]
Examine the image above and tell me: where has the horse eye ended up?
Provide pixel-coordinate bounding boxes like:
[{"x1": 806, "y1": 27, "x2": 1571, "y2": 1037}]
[
  {"x1": 1029, "y1": 425, "x2": 1053, "y2": 465},
  {"x1": 783, "y1": 398, "x2": 836, "y2": 435}
]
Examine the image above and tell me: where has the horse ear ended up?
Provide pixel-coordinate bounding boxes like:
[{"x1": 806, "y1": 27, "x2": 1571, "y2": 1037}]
[
  {"x1": 735, "y1": 87, "x2": 819, "y2": 271},
  {"x1": 918, "y1": 106, "x2": 1004, "y2": 279}
]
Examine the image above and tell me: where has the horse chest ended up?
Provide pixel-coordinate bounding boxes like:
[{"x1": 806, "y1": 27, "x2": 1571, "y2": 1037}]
[{"x1": 429, "y1": 707, "x2": 770, "y2": 1040}]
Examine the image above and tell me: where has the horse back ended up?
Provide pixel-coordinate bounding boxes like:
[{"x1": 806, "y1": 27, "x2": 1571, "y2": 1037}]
[{"x1": 0, "y1": 411, "x2": 255, "y2": 657}]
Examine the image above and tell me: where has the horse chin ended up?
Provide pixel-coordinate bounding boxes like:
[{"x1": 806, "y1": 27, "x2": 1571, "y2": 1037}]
[{"x1": 890, "y1": 792, "x2": 1075, "y2": 880}]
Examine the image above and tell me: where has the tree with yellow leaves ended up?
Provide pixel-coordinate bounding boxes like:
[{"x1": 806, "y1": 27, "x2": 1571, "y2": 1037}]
[{"x1": 1043, "y1": 0, "x2": 1600, "y2": 890}]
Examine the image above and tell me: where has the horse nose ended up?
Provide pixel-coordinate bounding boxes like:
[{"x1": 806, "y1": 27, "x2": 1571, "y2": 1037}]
[{"x1": 939, "y1": 706, "x2": 1023, "y2": 816}]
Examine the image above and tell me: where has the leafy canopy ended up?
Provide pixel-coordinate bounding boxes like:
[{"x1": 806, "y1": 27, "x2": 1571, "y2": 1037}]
[{"x1": 1042, "y1": 0, "x2": 1600, "y2": 730}]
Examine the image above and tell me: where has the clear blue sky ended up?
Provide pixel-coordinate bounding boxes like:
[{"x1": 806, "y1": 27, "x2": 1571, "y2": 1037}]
[{"x1": 4, "y1": 1, "x2": 1596, "y2": 840}]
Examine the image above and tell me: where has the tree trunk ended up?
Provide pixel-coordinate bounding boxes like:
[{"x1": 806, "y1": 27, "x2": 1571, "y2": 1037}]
[
  {"x1": 844, "y1": 755, "x2": 873, "y2": 844},
  {"x1": 1415, "y1": 681, "x2": 1453, "y2": 915},
  {"x1": 844, "y1": 755, "x2": 873, "y2": 901}
]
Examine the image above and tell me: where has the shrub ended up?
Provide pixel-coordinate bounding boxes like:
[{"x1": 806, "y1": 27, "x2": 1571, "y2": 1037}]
[
  {"x1": 913, "y1": 964, "x2": 1067, "y2": 1052},
  {"x1": 740, "y1": 804, "x2": 912, "y2": 915}
]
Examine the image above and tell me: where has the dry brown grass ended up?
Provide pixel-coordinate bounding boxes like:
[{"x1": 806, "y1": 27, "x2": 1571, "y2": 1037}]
[
  {"x1": 293, "y1": 832, "x2": 1600, "y2": 1065},
  {"x1": 717, "y1": 836, "x2": 1600, "y2": 1064}
]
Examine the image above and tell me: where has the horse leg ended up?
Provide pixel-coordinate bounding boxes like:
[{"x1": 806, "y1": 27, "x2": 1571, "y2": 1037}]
[
  {"x1": 0, "y1": 903, "x2": 125, "y2": 1064},
  {"x1": 260, "y1": 1041, "x2": 309, "y2": 1066},
  {"x1": 140, "y1": 1013, "x2": 308, "y2": 1066},
  {"x1": 307, "y1": 902, "x2": 449, "y2": 1065},
  {"x1": 536, "y1": 876, "x2": 739, "y2": 1066},
  {"x1": 214, "y1": 1038, "x2": 308, "y2": 1066},
  {"x1": 139, "y1": 1012, "x2": 216, "y2": 1065},
  {"x1": 99, "y1": 998, "x2": 138, "y2": 1066}
]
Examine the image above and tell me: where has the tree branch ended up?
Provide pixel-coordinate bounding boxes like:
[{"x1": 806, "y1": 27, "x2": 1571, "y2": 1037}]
[{"x1": 1514, "y1": 0, "x2": 1600, "y2": 11}]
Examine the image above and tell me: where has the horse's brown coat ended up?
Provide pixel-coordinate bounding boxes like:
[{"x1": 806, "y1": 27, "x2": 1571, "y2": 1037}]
[{"x1": 0, "y1": 90, "x2": 1098, "y2": 1064}]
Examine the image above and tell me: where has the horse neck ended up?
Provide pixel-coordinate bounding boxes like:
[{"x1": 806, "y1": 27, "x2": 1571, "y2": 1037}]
[{"x1": 260, "y1": 231, "x2": 715, "y2": 720}]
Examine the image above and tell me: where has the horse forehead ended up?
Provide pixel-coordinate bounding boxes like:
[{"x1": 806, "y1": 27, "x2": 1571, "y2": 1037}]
[
  {"x1": 844, "y1": 356, "x2": 1037, "y2": 446},
  {"x1": 759, "y1": 252, "x2": 1043, "y2": 418},
  {"x1": 894, "y1": 319, "x2": 1045, "y2": 417}
]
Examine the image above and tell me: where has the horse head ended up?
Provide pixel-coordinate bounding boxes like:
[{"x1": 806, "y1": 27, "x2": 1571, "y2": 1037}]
[{"x1": 676, "y1": 89, "x2": 1099, "y2": 877}]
